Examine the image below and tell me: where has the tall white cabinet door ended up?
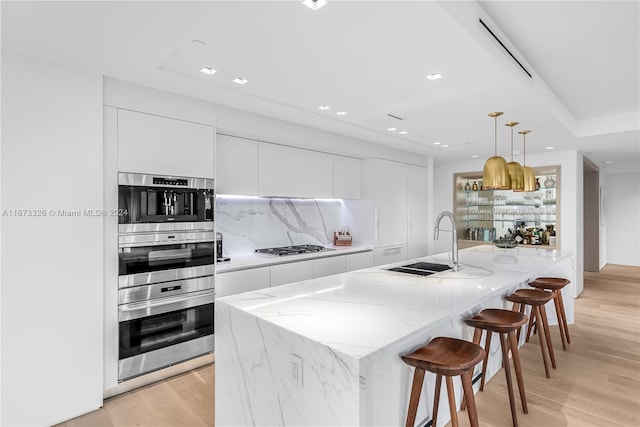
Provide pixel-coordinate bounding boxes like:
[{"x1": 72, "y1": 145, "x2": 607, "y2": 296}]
[
  {"x1": 216, "y1": 134, "x2": 259, "y2": 195},
  {"x1": 407, "y1": 165, "x2": 429, "y2": 259},
  {"x1": 333, "y1": 155, "x2": 361, "y2": 199},
  {"x1": 374, "y1": 159, "x2": 408, "y2": 247},
  {"x1": 259, "y1": 143, "x2": 333, "y2": 198},
  {"x1": 118, "y1": 109, "x2": 215, "y2": 178}
]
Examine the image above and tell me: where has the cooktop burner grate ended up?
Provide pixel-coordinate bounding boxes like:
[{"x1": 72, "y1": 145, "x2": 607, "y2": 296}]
[{"x1": 255, "y1": 244, "x2": 331, "y2": 256}]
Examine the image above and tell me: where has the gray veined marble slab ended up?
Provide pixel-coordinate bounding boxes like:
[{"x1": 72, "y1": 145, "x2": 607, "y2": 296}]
[{"x1": 215, "y1": 245, "x2": 575, "y2": 427}]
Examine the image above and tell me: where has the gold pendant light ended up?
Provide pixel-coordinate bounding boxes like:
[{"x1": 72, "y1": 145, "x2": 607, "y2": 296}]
[
  {"x1": 505, "y1": 121, "x2": 524, "y2": 191},
  {"x1": 518, "y1": 129, "x2": 536, "y2": 192},
  {"x1": 483, "y1": 112, "x2": 511, "y2": 190}
]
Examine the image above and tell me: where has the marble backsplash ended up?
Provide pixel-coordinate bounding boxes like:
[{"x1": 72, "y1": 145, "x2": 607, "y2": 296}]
[{"x1": 215, "y1": 196, "x2": 343, "y2": 255}]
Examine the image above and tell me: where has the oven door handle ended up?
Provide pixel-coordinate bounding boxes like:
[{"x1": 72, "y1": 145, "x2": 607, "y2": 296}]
[{"x1": 119, "y1": 290, "x2": 215, "y2": 322}]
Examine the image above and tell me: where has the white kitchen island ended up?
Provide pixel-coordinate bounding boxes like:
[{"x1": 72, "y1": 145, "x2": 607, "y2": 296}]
[{"x1": 215, "y1": 246, "x2": 575, "y2": 427}]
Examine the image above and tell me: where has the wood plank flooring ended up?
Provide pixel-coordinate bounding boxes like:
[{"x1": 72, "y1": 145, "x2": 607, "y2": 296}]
[{"x1": 58, "y1": 264, "x2": 639, "y2": 427}]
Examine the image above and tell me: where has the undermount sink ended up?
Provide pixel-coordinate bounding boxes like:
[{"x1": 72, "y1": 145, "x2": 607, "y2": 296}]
[
  {"x1": 388, "y1": 262, "x2": 493, "y2": 279},
  {"x1": 387, "y1": 262, "x2": 451, "y2": 276}
]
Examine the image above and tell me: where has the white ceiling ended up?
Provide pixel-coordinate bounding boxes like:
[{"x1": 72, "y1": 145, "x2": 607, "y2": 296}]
[{"x1": 2, "y1": 0, "x2": 638, "y2": 173}]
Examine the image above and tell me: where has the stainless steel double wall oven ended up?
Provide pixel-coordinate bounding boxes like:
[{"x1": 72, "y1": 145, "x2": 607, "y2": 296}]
[{"x1": 117, "y1": 172, "x2": 215, "y2": 381}]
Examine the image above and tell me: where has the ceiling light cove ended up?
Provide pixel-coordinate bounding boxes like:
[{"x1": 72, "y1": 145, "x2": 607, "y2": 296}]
[
  {"x1": 302, "y1": 0, "x2": 327, "y2": 11},
  {"x1": 426, "y1": 73, "x2": 443, "y2": 80},
  {"x1": 233, "y1": 77, "x2": 248, "y2": 85},
  {"x1": 200, "y1": 67, "x2": 216, "y2": 75},
  {"x1": 318, "y1": 105, "x2": 331, "y2": 110}
]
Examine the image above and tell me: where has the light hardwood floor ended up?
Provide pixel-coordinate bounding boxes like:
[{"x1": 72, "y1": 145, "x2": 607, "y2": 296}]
[{"x1": 59, "y1": 264, "x2": 639, "y2": 427}]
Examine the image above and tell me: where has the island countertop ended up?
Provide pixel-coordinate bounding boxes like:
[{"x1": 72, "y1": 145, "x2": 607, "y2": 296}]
[{"x1": 215, "y1": 245, "x2": 576, "y2": 427}]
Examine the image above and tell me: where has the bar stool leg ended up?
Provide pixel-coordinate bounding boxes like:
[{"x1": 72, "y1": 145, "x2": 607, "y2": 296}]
[
  {"x1": 498, "y1": 332, "x2": 519, "y2": 427},
  {"x1": 445, "y1": 376, "x2": 458, "y2": 427},
  {"x1": 556, "y1": 290, "x2": 571, "y2": 344},
  {"x1": 552, "y1": 291, "x2": 568, "y2": 350},
  {"x1": 406, "y1": 368, "x2": 425, "y2": 427},
  {"x1": 461, "y1": 370, "x2": 480, "y2": 427},
  {"x1": 507, "y1": 331, "x2": 528, "y2": 414},
  {"x1": 431, "y1": 374, "x2": 442, "y2": 427},
  {"x1": 539, "y1": 304, "x2": 557, "y2": 369},
  {"x1": 480, "y1": 332, "x2": 492, "y2": 390},
  {"x1": 533, "y1": 306, "x2": 551, "y2": 378}
]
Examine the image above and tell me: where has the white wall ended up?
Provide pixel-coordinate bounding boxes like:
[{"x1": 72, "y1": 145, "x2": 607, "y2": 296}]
[
  {"x1": 433, "y1": 149, "x2": 584, "y2": 296},
  {"x1": 1, "y1": 53, "x2": 104, "y2": 425},
  {"x1": 604, "y1": 173, "x2": 640, "y2": 266}
]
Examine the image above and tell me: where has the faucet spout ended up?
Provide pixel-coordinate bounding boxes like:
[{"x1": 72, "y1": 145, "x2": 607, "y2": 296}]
[{"x1": 434, "y1": 211, "x2": 459, "y2": 272}]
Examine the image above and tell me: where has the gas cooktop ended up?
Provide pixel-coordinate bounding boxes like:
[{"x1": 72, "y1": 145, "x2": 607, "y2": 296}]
[{"x1": 255, "y1": 244, "x2": 334, "y2": 256}]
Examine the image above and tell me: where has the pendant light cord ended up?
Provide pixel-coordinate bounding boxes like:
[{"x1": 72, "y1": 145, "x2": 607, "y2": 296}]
[{"x1": 494, "y1": 116, "x2": 498, "y2": 156}]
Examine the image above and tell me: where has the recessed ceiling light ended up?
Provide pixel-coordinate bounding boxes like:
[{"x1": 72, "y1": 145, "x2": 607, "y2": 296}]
[
  {"x1": 336, "y1": 111, "x2": 347, "y2": 116},
  {"x1": 302, "y1": 0, "x2": 327, "y2": 11},
  {"x1": 398, "y1": 131, "x2": 408, "y2": 135},
  {"x1": 545, "y1": 146, "x2": 554, "y2": 150},
  {"x1": 192, "y1": 40, "x2": 206, "y2": 47},
  {"x1": 433, "y1": 142, "x2": 442, "y2": 145},
  {"x1": 200, "y1": 67, "x2": 217, "y2": 75},
  {"x1": 387, "y1": 127, "x2": 397, "y2": 132},
  {"x1": 233, "y1": 77, "x2": 248, "y2": 85},
  {"x1": 471, "y1": 155, "x2": 479, "y2": 158},
  {"x1": 318, "y1": 105, "x2": 331, "y2": 110},
  {"x1": 441, "y1": 144, "x2": 449, "y2": 148},
  {"x1": 426, "y1": 73, "x2": 443, "y2": 80},
  {"x1": 603, "y1": 160, "x2": 614, "y2": 165}
]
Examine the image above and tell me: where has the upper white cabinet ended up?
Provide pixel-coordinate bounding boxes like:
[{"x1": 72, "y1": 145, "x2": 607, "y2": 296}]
[
  {"x1": 216, "y1": 134, "x2": 259, "y2": 195},
  {"x1": 333, "y1": 155, "x2": 361, "y2": 199},
  {"x1": 259, "y1": 143, "x2": 333, "y2": 198},
  {"x1": 374, "y1": 158, "x2": 408, "y2": 247},
  {"x1": 407, "y1": 164, "x2": 429, "y2": 259},
  {"x1": 118, "y1": 109, "x2": 215, "y2": 178}
]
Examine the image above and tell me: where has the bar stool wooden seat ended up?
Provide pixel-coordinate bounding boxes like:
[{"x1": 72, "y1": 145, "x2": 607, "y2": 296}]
[
  {"x1": 506, "y1": 289, "x2": 556, "y2": 378},
  {"x1": 465, "y1": 309, "x2": 528, "y2": 427},
  {"x1": 401, "y1": 337, "x2": 485, "y2": 427},
  {"x1": 529, "y1": 277, "x2": 571, "y2": 350}
]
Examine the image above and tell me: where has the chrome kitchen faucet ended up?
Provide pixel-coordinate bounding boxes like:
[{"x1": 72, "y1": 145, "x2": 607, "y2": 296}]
[{"x1": 434, "y1": 211, "x2": 459, "y2": 272}]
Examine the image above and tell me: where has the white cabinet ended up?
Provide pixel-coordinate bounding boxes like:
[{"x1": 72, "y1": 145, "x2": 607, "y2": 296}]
[
  {"x1": 259, "y1": 143, "x2": 333, "y2": 198},
  {"x1": 345, "y1": 251, "x2": 375, "y2": 272},
  {"x1": 117, "y1": 109, "x2": 214, "y2": 178},
  {"x1": 374, "y1": 159, "x2": 408, "y2": 247},
  {"x1": 374, "y1": 245, "x2": 407, "y2": 266},
  {"x1": 333, "y1": 155, "x2": 361, "y2": 199},
  {"x1": 216, "y1": 134, "x2": 259, "y2": 195},
  {"x1": 312, "y1": 256, "x2": 346, "y2": 278},
  {"x1": 270, "y1": 260, "x2": 313, "y2": 287},
  {"x1": 216, "y1": 266, "x2": 270, "y2": 298},
  {"x1": 407, "y1": 164, "x2": 429, "y2": 259}
]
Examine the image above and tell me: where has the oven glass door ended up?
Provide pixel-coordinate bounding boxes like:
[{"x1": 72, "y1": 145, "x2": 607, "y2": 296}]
[
  {"x1": 119, "y1": 302, "x2": 213, "y2": 360},
  {"x1": 119, "y1": 241, "x2": 214, "y2": 276}
]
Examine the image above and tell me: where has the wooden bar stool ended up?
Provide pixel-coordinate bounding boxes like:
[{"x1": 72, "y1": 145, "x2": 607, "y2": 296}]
[
  {"x1": 401, "y1": 337, "x2": 485, "y2": 427},
  {"x1": 506, "y1": 289, "x2": 557, "y2": 378},
  {"x1": 464, "y1": 309, "x2": 528, "y2": 427},
  {"x1": 529, "y1": 277, "x2": 571, "y2": 350}
]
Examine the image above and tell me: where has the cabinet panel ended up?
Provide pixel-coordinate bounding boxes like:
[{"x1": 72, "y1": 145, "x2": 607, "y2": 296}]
[
  {"x1": 118, "y1": 109, "x2": 214, "y2": 178},
  {"x1": 407, "y1": 165, "x2": 429, "y2": 259},
  {"x1": 333, "y1": 155, "x2": 361, "y2": 199},
  {"x1": 270, "y1": 260, "x2": 313, "y2": 287},
  {"x1": 374, "y1": 245, "x2": 407, "y2": 266},
  {"x1": 259, "y1": 143, "x2": 333, "y2": 198},
  {"x1": 312, "y1": 256, "x2": 346, "y2": 278},
  {"x1": 216, "y1": 134, "x2": 258, "y2": 195},
  {"x1": 345, "y1": 251, "x2": 375, "y2": 272},
  {"x1": 216, "y1": 267, "x2": 270, "y2": 298},
  {"x1": 375, "y1": 159, "x2": 408, "y2": 247}
]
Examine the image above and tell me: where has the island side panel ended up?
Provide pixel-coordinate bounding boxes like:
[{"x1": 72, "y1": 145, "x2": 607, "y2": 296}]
[
  {"x1": 216, "y1": 302, "x2": 360, "y2": 426},
  {"x1": 360, "y1": 280, "x2": 526, "y2": 427}
]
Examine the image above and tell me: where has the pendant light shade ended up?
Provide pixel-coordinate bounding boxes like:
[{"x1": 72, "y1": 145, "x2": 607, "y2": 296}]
[
  {"x1": 518, "y1": 130, "x2": 537, "y2": 192},
  {"x1": 483, "y1": 112, "x2": 511, "y2": 190},
  {"x1": 505, "y1": 121, "x2": 524, "y2": 191}
]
